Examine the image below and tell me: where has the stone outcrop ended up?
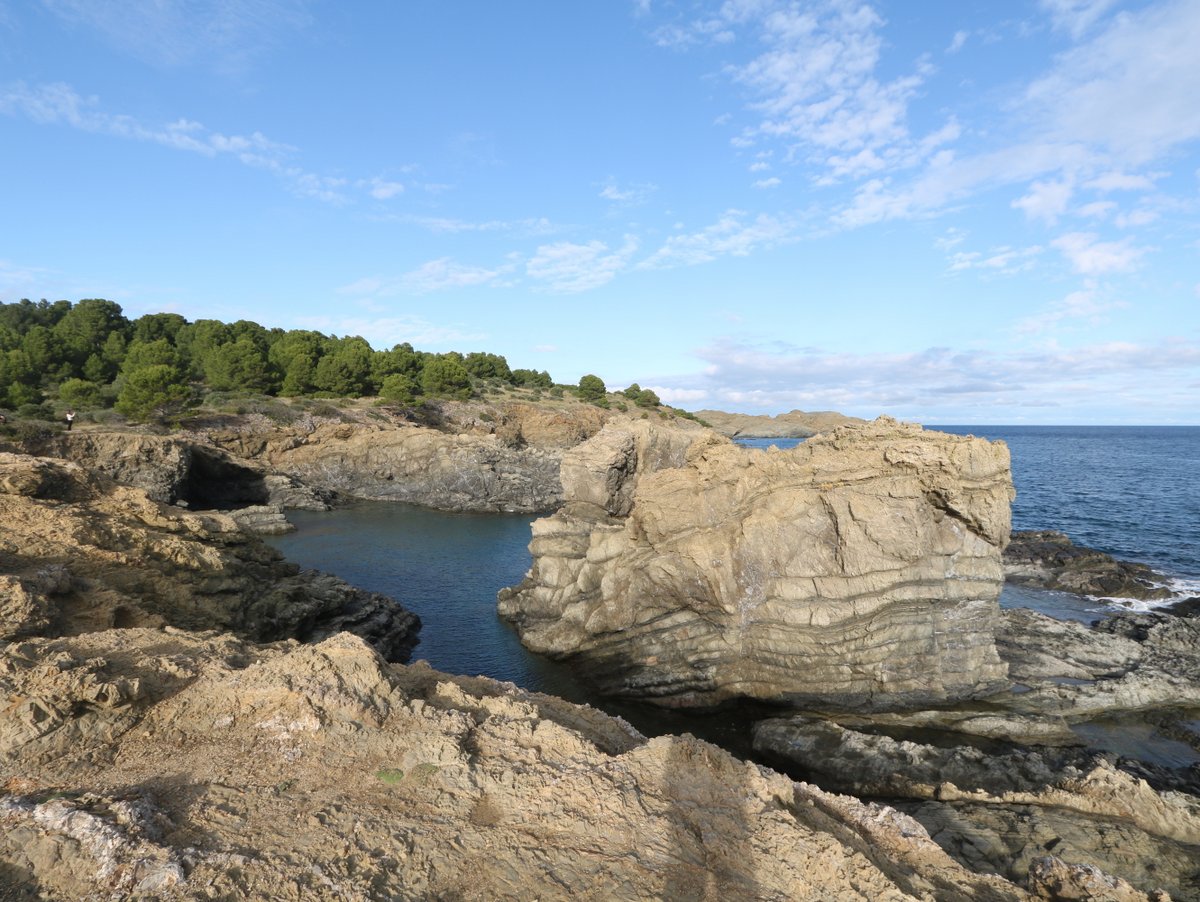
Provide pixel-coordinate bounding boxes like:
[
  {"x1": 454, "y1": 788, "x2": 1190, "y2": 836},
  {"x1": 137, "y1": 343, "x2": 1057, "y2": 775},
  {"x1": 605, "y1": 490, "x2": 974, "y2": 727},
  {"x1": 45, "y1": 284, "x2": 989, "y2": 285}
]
[
  {"x1": 1004, "y1": 530, "x2": 1174, "y2": 601},
  {"x1": 0, "y1": 629, "x2": 1046, "y2": 901},
  {"x1": 499, "y1": 417, "x2": 1014, "y2": 710},
  {"x1": 697, "y1": 408, "x2": 866, "y2": 437},
  {"x1": 750, "y1": 601, "x2": 1200, "y2": 900},
  {"x1": 26, "y1": 431, "x2": 331, "y2": 516},
  {"x1": 197, "y1": 400, "x2": 624, "y2": 514},
  {"x1": 0, "y1": 451, "x2": 418, "y2": 659}
]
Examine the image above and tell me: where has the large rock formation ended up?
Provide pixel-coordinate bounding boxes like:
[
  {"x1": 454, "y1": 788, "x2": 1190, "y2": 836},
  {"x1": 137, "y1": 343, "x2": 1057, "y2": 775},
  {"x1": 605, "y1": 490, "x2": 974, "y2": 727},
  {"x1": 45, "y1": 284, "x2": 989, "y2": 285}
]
[
  {"x1": 0, "y1": 628, "x2": 1049, "y2": 901},
  {"x1": 0, "y1": 451, "x2": 418, "y2": 660},
  {"x1": 499, "y1": 417, "x2": 1014, "y2": 710}
]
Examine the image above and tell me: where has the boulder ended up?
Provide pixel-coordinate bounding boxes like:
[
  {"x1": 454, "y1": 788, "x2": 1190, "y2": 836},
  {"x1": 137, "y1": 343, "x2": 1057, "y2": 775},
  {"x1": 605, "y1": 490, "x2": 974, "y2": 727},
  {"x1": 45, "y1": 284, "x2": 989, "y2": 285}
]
[{"x1": 499, "y1": 417, "x2": 1014, "y2": 710}]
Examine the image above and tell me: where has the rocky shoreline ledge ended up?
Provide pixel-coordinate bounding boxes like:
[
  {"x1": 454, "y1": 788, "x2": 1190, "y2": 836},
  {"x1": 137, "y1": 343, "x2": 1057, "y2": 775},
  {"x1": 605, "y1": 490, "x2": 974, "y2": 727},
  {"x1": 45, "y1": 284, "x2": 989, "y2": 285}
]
[{"x1": 2, "y1": 404, "x2": 1197, "y2": 899}]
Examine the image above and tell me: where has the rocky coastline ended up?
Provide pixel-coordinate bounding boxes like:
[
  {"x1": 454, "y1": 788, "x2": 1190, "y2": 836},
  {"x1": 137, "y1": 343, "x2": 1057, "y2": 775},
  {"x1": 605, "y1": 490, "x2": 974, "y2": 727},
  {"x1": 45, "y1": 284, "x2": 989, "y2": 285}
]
[{"x1": 2, "y1": 403, "x2": 1197, "y2": 899}]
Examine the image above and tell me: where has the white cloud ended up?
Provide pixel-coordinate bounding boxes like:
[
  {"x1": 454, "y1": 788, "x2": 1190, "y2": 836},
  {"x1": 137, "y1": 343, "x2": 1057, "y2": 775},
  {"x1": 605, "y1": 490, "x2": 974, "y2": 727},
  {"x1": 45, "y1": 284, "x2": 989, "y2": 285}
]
[
  {"x1": 1076, "y1": 200, "x2": 1115, "y2": 219},
  {"x1": 948, "y1": 245, "x2": 1043, "y2": 275},
  {"x1": 753, "y1": 177, "x2": 781, "y2": 189},
  {"x1": 362, "y1": 177, "x2": 404, "y2": 200},
  {"x1": 946, "y1": 30, "x2": 968, "y2": 53},
  {"x1": 1114, "y1": 208, "x2": 1158, "y2": 228},
  {"x1": 749, "y1": 161, "x2": 771, "y2": 172},
  {"x1": 658, "y1": 0, "x2": 954, "y2": 185},
  {"x1": 933, "y1": 228, "x2": 967, "y2": 252},
  {"x1": 0, "y1": 80, "x2": 360, "y2": 203},
  {"x1": 1025, "y1": 0, "x2": 1200, "y2": 166},
  {"x1": 40, "y1": 0, "x2": 313, "y2": 73},
  {"x1": 823, "y1": 2, "x2": 1200, "y2": 232},
  {"x1": 338, "y1": 258, "x2": 517, "y2": 297},
  {"x1": 526, "y1": 237, "x2": 638, "y2": 292},
  {"x1": 1039, "y1": 0, "x2": 1117, "y2": 39},
  {"x1": 1012, "y1": 179, "x2": 1073, "y2": 224},
  {"x1": 600, "y1": 180, "x2": 656, "y2": 204},
  {"x1": 401, "y1": 258, "x2": 517, "y2": 294},
  {"x1": 400, "y1": 215, "x2": 557, "y2": 236},
  {"x1": 293, "y1": 314, "x2": 486, "y2": 349},
  {"x1": 1052, "y1": 232, "x2": 1145, "y2": 274},
  {"x1": 1016, "y1": 282, "x2": 1127, "y2": 334},
  {"x1": 1085, "y1": 171, "x2": 1159, "y2": 192},
  {"x1": 639, "y1": 210, "x2": 794, "y2": 269},
  {"x1": 653, "y1": 334, "x2": 1200, "y2": 418}
]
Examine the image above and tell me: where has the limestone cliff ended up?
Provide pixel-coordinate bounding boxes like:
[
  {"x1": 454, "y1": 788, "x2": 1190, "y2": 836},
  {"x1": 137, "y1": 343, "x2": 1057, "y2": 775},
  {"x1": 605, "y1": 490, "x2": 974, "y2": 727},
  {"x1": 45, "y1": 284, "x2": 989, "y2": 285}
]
[
  {"x1": 0, "y1": 452, "x2": 418, "y2": 659},
  {"x1": 499, "y1": 417, "x2": 1014, "y2": 710}
]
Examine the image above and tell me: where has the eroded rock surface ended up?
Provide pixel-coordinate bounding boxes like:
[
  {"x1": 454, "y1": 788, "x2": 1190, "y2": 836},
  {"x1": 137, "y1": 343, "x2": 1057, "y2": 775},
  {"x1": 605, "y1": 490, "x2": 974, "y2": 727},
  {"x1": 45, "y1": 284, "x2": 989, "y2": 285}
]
[
  {"x1": 751, "y1": 601, "x2": 1200, "y2": 900},
  {"x1": 1005, "y1": 531, "x2": 1174, "y2": 601},
  {"x1": 0, "y1": 451, "x2": 418, "y2": 659},
  {"x1": 0, "y1": 629, "x2": 1040, "y2": 901},
  {"x1": 500, "y1": 417, "x2": 1014, "y2": 710}
]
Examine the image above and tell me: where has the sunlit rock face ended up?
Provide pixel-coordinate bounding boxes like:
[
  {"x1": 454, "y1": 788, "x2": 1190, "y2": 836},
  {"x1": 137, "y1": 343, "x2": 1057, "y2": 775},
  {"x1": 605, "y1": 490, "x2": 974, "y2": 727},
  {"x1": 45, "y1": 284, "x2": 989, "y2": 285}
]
[{"x1": 499, "y1": 417, "x2": 1014, "y2": 710}]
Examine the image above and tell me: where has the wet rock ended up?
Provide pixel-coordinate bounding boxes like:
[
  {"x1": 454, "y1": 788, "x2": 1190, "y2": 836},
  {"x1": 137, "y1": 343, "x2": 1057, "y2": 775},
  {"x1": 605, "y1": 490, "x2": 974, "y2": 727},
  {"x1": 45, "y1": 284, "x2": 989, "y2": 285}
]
[{"x1": 1004, "y1": 531, "x2": 1173, "y2": 601}]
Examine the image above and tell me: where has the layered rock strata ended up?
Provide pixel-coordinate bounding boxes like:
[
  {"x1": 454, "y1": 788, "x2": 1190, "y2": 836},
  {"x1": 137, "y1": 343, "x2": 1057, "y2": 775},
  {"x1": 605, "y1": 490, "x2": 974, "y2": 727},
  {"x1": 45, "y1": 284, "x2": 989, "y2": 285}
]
[
  {"x1": 751, "y1": 603, "x2": 1200, "y2": 899},
  {"x1": 499, "y1": 417, "x2": 1014, "y2": 710},
  {"x1": 206, "y1": 400, "x2": 620, "y2": 513},
  {"x1": 0, "y1": 451, "x2": 418, "y2": 659},
  {"x1": 0, "y1": 629, "x2": 1064, "y2": 901}
]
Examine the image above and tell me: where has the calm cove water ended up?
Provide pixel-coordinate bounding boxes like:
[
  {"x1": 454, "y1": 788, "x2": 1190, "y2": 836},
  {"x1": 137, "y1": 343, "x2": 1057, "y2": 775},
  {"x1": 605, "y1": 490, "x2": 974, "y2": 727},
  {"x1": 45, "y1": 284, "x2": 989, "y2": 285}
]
[{"x1": 268, "y1": 425, "x2": 1200, "y2": 755}]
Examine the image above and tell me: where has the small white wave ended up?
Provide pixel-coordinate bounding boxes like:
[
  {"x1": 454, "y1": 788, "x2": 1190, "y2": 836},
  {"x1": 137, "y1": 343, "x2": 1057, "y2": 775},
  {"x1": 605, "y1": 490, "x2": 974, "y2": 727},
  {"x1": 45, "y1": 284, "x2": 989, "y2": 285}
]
[
  {"x1": 1166, "y1": 575, "x2": 1200, "y2": 597},
  {"x1": 1090, "y1": 595, "x2": 1179, "y2": 614}
]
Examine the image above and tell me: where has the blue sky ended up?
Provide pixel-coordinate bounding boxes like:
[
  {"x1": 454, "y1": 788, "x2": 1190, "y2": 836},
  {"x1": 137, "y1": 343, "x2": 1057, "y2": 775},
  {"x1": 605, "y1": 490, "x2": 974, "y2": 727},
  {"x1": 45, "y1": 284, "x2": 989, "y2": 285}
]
[{"x1": 1, "y1": 0, "x2": 1198, "y2": 423}]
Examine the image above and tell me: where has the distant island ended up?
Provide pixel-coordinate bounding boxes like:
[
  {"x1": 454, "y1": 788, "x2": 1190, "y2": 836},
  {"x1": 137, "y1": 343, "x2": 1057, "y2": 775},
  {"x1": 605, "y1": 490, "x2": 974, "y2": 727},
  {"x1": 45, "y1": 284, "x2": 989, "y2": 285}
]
[{"x1": 696, "y1": 408, "x2": 865, "y2": 437}]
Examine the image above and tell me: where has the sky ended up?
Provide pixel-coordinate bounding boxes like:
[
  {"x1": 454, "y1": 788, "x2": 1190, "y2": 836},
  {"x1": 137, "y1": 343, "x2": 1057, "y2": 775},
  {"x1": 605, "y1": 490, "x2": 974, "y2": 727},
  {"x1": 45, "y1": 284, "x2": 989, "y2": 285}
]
[{"x1": 1, "y1": 0, "x2": 1198, "y2": 424}]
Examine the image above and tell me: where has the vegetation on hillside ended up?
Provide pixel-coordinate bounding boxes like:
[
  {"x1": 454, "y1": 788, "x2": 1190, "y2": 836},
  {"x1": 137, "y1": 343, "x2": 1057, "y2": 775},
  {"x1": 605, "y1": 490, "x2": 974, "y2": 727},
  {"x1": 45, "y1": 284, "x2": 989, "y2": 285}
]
[
  {"x1": 0, "y1": 298, "x2": 559, "y2": 422},
  {"x1": 0, "y1": 298, "x2": 690, "y2": 425}
]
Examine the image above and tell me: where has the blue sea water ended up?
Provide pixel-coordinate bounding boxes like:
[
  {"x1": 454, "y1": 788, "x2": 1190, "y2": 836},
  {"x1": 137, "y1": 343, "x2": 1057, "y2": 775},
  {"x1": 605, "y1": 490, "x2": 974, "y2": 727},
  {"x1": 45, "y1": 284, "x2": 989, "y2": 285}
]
[{"x1": 269, "y1": 425, "x2": 1198, "y2": 746}]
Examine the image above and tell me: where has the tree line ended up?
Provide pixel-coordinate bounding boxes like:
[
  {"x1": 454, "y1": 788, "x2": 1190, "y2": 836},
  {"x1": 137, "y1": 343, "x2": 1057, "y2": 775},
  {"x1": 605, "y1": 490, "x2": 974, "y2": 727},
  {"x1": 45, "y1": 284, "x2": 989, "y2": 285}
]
[{"x1": 0, "y1": 298, "x2": 555, "y2": 421}]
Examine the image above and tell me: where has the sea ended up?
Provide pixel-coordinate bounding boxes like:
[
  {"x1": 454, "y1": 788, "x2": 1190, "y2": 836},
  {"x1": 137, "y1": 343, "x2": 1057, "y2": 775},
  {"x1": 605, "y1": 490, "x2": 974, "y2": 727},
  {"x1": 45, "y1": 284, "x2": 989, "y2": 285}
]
[{"x1": 267, "y1": 425, "x2": 1200, "y2": 750}]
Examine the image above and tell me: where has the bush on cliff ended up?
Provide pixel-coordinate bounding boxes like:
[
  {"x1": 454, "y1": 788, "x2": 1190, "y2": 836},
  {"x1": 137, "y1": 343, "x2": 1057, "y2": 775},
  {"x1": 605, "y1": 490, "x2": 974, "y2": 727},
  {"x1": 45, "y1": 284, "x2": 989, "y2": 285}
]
[{"x1": 577, "y1": 374, "x2": 607, "y2": 406}]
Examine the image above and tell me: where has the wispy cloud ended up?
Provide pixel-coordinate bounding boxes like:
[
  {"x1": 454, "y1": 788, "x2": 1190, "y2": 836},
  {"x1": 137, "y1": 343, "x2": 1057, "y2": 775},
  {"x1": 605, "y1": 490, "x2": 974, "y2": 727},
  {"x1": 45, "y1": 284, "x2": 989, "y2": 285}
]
[
  {"x1": 639, "y1": 210, "x2": 794, "y2": 269},
  {"x1": 293, "y1": 314, "x2": 487, "y2": 349},
  {"x1": 822, "y1": 1, "x2": 1200, "y2": 235},
  {"x1": 654, "y1": 334, "x2": 1200, "y2": 418},
  {"x1": 526, "y1": 237, "x2": 638, "y2": 292},
  {"x1": 1039, "y1": 0, "x2": 1118, "y2": 39},
  {"x1": 0, "y1": 80, "x2": 397, "y2": 205},
  {"x1": 1016, "y1": 281, "x2": 1127, "y2": 334},
  {"x1": 1012, "y1": 178, "x2": 1073, "y2": 224},
  {"x1": 599, "y1": 179, "x2": 656, "y2": 205},
  {"x1": 1052, "y1": 232, "x2": 1146, "y2": 274},
  {"x1": 40, "y1": 0, "x2": 313, "y2": 73},
  {"x1": 948, "y1": 245, "x2": 1043, "y2": 275},
  {"x1": 399, "y1": 215, "x2": 558, "y2": 236},
  {"x1": 338, "y1": 258, "x2": 519, "y2": 297}
]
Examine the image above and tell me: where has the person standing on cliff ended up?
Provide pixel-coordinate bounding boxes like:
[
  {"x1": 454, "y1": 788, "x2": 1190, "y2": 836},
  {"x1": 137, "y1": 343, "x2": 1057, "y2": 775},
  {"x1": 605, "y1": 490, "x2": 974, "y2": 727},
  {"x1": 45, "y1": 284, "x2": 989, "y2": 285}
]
[{"x1": 65, "y1": 410, "x2": 75, "y2": 431}]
